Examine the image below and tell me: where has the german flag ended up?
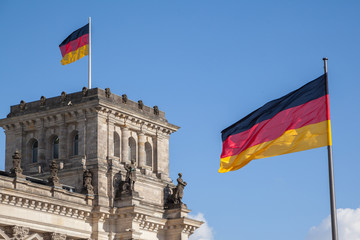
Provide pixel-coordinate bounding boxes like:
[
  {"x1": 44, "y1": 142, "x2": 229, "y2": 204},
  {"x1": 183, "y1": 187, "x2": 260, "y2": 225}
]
[
  {"x1": 59, "y1": 24, "x2": 89, "y2": 65},
  {"x1": 220, "y1": 74, "x2": 331, "y2": 173}
]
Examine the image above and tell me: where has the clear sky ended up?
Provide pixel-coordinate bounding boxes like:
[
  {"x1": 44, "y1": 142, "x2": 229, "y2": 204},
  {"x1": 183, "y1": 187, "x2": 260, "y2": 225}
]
[{"x1": 1, "y1": 1, "x2": 360, "y2": 239}]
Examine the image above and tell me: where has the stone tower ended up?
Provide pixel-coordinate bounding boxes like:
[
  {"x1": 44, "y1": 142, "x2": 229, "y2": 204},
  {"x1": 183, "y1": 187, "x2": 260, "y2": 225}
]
[{"x1": 0, "y1": 88, "x2": 202, "y2": 240}]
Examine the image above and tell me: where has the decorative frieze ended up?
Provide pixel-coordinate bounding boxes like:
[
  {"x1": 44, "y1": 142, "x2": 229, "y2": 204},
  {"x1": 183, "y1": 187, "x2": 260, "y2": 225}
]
[
  {"x1": 4, "y1": 225, "x2": 29, "y2": 240},
  {"x1": 0, "y1": 193, "x2": 91, "y2": 220},
  {"x1": 44, "y1": 232, "x2": 66, "y2": 240}
]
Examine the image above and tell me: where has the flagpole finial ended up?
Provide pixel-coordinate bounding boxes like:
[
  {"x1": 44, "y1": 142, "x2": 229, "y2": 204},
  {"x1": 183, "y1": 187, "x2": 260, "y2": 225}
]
[{"x1": 323, "y1": 57, "x2": 328, "y2": 60}]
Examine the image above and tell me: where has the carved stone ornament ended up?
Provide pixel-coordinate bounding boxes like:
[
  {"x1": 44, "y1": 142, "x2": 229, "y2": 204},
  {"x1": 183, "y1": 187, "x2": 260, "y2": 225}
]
[
  {"x1": 5, "y1": 225, "x2": 29, "y2": 240},
  {"x1": 44, "y1": 233, "x2": 67, "y2": 240},
  {"x1": 138, "y1": 100, "x2": 144, "y2": 110},
  {"x1": 153, "y1": 106, "x2": 159, "y2": 115},
  {"x1": 19, "y1": 100, "x2": 26, "y2": 110},
  {"x1": 82, "y1": 86, "x2": 88, "y2": 96},
  {"x1": 40, "y1": 96, "x2": 46, "y2": 106},
  {"x1": 60, "y1": 91, "x2": 67, "y2": 103},
  {"x1": 165, "y1": 173, "x2": 187, "y2": 209},
  {"x1": 82, "y1": 169, "x2": 94, "y2": 195},
  {"x1": 105, "y1": 88, "x2": 111, "y2": 98},
  {"x1": 48, "y1": 160, "x2": 60, "y2": 186},
  {"x1": 122, "y1": 94, "x2": 128, "y2": 104},
  {"x1": 10, "y1": 151, "x2": 24, "y2": 178}
]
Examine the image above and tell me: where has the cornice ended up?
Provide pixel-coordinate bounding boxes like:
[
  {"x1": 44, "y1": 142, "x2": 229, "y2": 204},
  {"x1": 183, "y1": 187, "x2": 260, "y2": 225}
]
[{"x1": 0, "y1": 192, "x2": 92, "y2": 221}]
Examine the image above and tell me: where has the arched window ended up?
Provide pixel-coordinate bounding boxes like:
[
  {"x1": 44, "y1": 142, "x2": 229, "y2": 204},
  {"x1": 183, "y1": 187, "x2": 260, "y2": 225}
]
[
  {"x1": 128, "y1": 137, "x2": 136, "y2": 162},
  {"x1": 52, "y1": 136, "x2": 59, "y2": 159},
  {"x1": 73, "y1": 134, "x2": 79, "y2": 156},
  {"x1": 32, "y1": 140, "x2": 38, "y2": 163},
  {"x1": 114, "y1": 132, "x2": 120, "y2": 157},
  {"x1": 145, "y1": 142, "x2": 152, "y2": 167}
]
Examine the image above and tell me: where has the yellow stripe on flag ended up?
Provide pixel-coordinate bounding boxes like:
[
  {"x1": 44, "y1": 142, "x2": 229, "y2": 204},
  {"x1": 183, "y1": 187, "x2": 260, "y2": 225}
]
[
  {"x1": 61, "y1": 44, "x2": 89, "y2": 65},
  {"x1": 219, "y1": 120, "x2": 329, "y2": 173}
]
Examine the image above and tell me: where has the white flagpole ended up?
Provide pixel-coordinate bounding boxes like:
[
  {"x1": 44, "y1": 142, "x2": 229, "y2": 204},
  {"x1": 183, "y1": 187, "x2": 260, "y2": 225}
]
[
  {"x1": 323, "y1": 58, "x2": 338, "y2": 240},
  {"x1": 88, "y1": 17, "x2": 92, "y2": 89}
]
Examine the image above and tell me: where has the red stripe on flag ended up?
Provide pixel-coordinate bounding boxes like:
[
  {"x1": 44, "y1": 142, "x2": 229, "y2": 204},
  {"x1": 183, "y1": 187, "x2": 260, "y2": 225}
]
[
  {"x1": 59, "y1": 33, "x2": 89, "y2": 57},
  {"x1": 221, "y1": 95, "x2": 329, "y2": 158}
]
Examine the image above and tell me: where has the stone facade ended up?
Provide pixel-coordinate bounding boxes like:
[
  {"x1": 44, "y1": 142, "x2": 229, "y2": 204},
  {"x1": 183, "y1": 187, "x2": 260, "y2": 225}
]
[{"x1": 0, "y1": 88, "x2": 202, "y2": 240}]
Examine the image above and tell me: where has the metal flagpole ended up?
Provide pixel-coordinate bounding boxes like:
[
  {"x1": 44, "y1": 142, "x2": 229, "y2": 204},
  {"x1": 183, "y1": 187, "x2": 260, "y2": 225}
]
[
  {"x1": 88, "y1": 17, "x2": 92, "y2": 89},
  {"x1": 323, "y1": 57, "x2": 338, "y2": 240}
]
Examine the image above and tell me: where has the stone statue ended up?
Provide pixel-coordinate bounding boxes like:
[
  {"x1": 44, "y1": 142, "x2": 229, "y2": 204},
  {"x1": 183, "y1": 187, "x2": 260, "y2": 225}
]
[
  {"x1": 105, "y1": 88, "x2": 111, "y2": 98},
  {"x1": 48, "y1": 160, "x2": 60, "y2": 186},
  {"x1": 82, "y1": 87, "x2": 88, "y2": 96},
  {"x1": 165, "y1": 173, "x2": 188, "y2": 208},
  {"x1": 19, "y1": 100, "x2": 26, "y2": 110},
  {"x1": 138, "y1": 100, "x2": 144, "y2": 110},
  {"x1": 82, "y1": 169, "x2": 94, "y2": 195},
  {"x1": 124, "y1": 160, "x2": 137, "y2": 192},
  {"x1": 60, "y1": 91, "x2": 67, "y2": 103},
  {"x1": 122, "y1": 94, "x2": 128, "y2": 104},
  {"x1": 174, "y1": 173, "x2": 187, "y2": 204},
  {"x1": 40, "y1": 96, "x2": 46, "y2": 106},
  {"x1": 153, "y1": 106, "x2": 159, "y2": 115},
  {"x1": 10, "y1": 151, "x2": 24, "y2": 178},
  {"x1": 115, "y1": 160, "x2": 138, "y2": 199}
]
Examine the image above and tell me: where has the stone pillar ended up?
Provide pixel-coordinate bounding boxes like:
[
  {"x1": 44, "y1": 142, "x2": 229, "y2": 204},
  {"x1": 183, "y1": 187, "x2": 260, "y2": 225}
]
[
  {"x1": 58, "y1": 114, "x2": 67, "y2": 160},
  {"x1": 164, "y1": 207, "x2": 203, "y2": 240},
  {"x1": 107, "y1": 116, "x2": 116, "y2": 158},
  {"x1": 77, "y1": 117, "x2": 87, "y2": 158},
  {"x1": 14, "y1": 123, "x2": 24, "y2": 159},
  {"x1": 138, "y1": 132, "x2": 145, "y2": 168},
  {"x1": 91, "y1": 164, "x2": 109, "y2": 207},
  {"x1": 85, "y1": 112, "x2": 98, "y2": 160},
  {"x1": 38, "y1": 118, "x2": 46, "y2": 164},
  {"x1": 4, "y1": 128, "x2": 15, "y2": 171},
  {"x1": 121, "y1": 127, "x2": 130, "y2": 163},
  {"x1": 155, "y1": 133, "x2": 170, "y2": 179},
  {"x1": 97, "y1": 114, "x2": 108, "y2": 160}
]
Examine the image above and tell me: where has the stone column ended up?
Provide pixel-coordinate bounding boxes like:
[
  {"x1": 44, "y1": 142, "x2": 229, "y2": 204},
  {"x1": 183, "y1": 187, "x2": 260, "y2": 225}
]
[
  {"x1": 58, "y1": 114, "x2": 67, "y2": 160},
  {"x1": 77, "y1": 117, "x2": 87, "y2": 158},
  {"x1": 14, "y1": 122, "x2": 24, "y2": 158},
  {"x1": 107, "y1": 116, "x2": 116, "y2": 158},
  {"x1": 155, "y1": 133, "x2": 170, "y2": 179},
  {"x1": 4, "y1": 127, "x2": 15, "y2": 171},
  {"x1": 121, "y1": 127, "x2": 130, "y2": 163},
  {"x1": 38, "y1": 118, "x2": 46, "y2": 164},
  {"x1": 138, "y1": 132, "x2": 145, "y2": 168},
  {"x1": 97, "y1": 114, "x2": 108, "y2": 160}
]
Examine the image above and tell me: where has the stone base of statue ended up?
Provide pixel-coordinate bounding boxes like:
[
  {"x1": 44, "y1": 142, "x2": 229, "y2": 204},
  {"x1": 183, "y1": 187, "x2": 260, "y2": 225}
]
[
  {"x1": 115, "y1": 181, "x2": 139, "y2": 199},
  {"x1": 164, "y1": 204, "x2": 191, "y2": 218},
  {"x1": 114, "y1": 180, "x2": 141, "y2": 207},
  {"x1": 165, "y1": 201, "x2": 187, "y2": 209},
  {"x1": 48, "y1": 178, "x2": 62, "y2": 188},
  {"x1": 115, "y1": 189, "x2": 139, "y2": 199},
  {"x1": 114, "y1": 192, "x2": 142, "y2": 208}
]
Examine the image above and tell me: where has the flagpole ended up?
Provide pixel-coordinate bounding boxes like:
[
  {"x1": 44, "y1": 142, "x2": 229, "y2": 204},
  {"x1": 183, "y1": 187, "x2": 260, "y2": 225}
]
[
  {"x1": 88, "y1": 17, "x2": 92, "y2": 89},
  {"x1": 323, "y1": 57, "x2": 338, "y2": 240}
]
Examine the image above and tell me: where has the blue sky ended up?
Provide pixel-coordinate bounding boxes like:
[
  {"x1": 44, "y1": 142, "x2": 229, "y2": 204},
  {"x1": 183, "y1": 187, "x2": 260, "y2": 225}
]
[{"x1": 1, "y1": 1, "x2": 360, "y2": 239}]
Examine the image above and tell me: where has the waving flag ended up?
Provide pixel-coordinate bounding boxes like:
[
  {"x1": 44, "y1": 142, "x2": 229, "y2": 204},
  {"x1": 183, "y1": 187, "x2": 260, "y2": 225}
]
[
  {"x1": 219, "y1": 74, "x2": 331, "y2": 173},
  {"x1": 59, "y1": 24, "x2": 89, "y2": 65}
]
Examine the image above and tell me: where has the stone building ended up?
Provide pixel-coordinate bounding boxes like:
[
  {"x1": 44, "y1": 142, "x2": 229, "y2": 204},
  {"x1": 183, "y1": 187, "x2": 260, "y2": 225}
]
[{"x1": 0, "y1": 88, "x2": 202, "y2": 240}]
